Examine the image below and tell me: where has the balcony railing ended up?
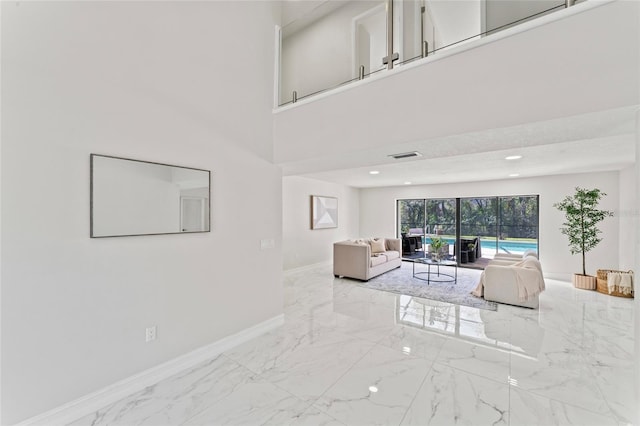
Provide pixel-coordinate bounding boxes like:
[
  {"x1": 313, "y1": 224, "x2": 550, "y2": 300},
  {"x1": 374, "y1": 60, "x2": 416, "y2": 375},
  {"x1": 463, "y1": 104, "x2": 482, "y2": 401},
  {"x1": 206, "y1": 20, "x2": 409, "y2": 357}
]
[{"x1": 277, "y1": 0, "x2": 573, "y2": 107}]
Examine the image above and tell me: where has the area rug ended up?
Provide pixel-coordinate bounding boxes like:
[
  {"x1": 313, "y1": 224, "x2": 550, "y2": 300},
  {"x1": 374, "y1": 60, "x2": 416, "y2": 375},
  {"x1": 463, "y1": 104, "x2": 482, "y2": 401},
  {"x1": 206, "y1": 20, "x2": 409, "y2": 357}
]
[{"x1": 359, "y1": 262, "x2": 498, "y2": 311}]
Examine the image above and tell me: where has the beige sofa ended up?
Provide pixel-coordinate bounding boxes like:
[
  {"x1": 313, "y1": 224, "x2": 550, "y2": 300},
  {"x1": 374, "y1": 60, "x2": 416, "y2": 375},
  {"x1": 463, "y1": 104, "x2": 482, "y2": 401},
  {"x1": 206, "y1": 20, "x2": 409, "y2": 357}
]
[
  {"x1": 333, "y1": 238, "x2": 402, "y2": 281},
  {"x1": 476, "y1": 250, "x2": 545, "y2": 309}
]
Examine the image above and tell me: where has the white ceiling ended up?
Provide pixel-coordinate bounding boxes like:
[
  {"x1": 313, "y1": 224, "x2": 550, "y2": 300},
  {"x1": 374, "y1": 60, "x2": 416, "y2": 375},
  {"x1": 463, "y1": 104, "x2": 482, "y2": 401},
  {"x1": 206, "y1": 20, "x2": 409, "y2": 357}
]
[{"x1": 295, "y1": 106, "x2": 638, "y2": 187}]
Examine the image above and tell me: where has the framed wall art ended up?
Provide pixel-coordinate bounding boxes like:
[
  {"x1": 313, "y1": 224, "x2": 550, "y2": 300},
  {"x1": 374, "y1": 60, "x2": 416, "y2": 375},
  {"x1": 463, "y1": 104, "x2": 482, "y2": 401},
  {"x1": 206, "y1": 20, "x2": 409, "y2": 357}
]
[{"x1": 311, "y1": 195, "x2": 338, "y2": 229}]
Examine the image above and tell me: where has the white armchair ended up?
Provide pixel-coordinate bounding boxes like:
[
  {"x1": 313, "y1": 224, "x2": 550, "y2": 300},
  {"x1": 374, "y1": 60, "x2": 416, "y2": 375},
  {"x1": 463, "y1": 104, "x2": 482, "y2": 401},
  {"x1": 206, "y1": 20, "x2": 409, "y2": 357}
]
[{"x1": 479, "y1": 252, "x2": 544, "y2": 309}]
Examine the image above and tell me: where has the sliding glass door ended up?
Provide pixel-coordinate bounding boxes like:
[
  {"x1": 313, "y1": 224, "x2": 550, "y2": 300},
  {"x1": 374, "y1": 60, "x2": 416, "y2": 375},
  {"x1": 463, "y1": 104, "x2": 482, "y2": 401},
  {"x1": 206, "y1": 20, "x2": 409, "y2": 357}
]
[
  {"x1": 425, "y1": 199, "x2": 456, "y2": 237},
  {"x1": 398, "y1": 199, "x2": 425, "y2": 236},
  {"x1": 497, "y1": 196, "x2": 539, "y2": 255},
  {"x1": 398, "y1": 198, "x2": 457, "y2": 258},
  {"x1": 397, "y1": 195, "x2": 539, "y2": 264},
  {"x1": 460, "y1": 197, "x2": 498, "y2": 258},
  {"x1": 425, "y1": 198, "x2": 456, "y2": 257}
]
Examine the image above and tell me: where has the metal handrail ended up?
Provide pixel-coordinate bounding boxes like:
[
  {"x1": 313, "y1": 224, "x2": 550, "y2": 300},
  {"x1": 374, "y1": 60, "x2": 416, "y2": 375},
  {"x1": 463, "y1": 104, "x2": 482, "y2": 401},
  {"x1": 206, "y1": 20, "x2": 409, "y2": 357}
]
[{"x1": 279, "y1": 2, "x2": 567, "y2": 106}]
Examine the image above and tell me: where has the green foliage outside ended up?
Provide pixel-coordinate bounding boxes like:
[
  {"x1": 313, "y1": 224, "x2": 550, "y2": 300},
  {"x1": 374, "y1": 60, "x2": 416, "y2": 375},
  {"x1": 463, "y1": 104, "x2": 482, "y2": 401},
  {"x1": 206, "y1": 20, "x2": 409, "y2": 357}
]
[
  {"x1": 553, "y1": 187, "x2": 613, "y2": 276},
  {"x1": 398, "y1": 196, "x2": 539, "y2": 240}
]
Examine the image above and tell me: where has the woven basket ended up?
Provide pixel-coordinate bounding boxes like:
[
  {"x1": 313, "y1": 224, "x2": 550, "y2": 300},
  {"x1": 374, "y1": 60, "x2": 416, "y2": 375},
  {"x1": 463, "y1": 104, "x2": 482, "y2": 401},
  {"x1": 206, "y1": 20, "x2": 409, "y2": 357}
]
[{"x1": 596, "y1": 269, "x2": 634, "y2": 298}]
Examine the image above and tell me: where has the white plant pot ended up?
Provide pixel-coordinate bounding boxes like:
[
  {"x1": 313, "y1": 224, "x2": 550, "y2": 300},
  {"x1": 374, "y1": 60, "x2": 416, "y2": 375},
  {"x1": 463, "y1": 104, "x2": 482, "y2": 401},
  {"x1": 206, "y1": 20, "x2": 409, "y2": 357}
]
[{"x1": 572, "y1": 274, "x2": 596, "y2": 290}]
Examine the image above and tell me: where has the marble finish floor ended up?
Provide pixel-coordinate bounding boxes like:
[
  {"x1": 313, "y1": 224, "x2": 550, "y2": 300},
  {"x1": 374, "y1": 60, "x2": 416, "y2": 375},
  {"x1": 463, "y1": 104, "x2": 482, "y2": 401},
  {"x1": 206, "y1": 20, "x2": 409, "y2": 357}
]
[{"x1": 72, "y1": 264, "x2": 636, "y2": 425}]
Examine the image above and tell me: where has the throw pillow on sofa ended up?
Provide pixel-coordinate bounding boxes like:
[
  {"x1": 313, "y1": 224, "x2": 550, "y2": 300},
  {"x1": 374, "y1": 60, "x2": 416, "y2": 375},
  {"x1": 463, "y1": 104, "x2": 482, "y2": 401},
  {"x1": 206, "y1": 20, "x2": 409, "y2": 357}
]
[{"x1": 370, "y1": 238, "x2": 386, "y2": 254}]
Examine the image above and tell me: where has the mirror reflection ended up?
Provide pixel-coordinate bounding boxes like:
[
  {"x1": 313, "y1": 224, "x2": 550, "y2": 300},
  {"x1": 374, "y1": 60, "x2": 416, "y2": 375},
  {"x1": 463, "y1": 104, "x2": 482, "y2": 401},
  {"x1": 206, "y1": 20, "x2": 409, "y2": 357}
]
[{"x1": 91, "y1": 154, "x2": 210, "y2": 237}]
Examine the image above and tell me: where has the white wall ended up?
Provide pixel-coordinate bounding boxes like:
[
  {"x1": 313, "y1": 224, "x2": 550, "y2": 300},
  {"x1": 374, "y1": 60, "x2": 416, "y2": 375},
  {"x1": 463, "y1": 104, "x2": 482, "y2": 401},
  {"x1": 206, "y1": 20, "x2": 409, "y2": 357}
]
[
  {"x1": 359, "y1": 171, "x2": 623, "y2": 279},
  {"x1": 355, "y1": 4, "x2": 387, "y2": 75},
  {"x1": 618, "y1": 166, "x2": 637, "y2": 271},
  {"x1": 428, "y1": 0, "x2": 482, "y2": 49},
  {"x1": 282, "y1": 176, "x2": 360, "y2": 270},
  {"x1": 403, "y1": 1, "x2": 422, "y2": 62},
  {"x1": 485, "y1": 0, "x2": 562, "y2": 34},
  {"x1": 1, "y1": 2, "x2": 281, "y2": 424},
  {"x1": 280, "y1": 1, "x2": 381, "y2": 103},
  {"x1": 635, "y1": 110, "x2": 640, "y2": 426}
]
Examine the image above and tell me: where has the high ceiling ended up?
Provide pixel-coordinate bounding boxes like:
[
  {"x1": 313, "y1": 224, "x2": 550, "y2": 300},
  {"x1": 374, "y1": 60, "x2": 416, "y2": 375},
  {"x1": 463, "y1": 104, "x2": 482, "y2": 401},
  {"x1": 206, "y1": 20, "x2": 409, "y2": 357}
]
[{"x1": 275, "y1": 0, "x2": 639, "y2": 188}]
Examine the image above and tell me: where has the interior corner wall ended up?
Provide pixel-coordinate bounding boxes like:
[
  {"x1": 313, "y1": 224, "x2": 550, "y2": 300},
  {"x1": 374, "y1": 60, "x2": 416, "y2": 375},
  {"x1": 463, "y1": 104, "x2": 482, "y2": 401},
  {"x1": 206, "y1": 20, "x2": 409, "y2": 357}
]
[
  {"x1": 358, "y1": 171, "x2": 622, "y2": 280},
  {"x1": 1, "y1": 2, "x2": 282, "y2": 424},
  {"x1": 282, "y1": 176, "x2": 360, "y2": 270},
  {"x1": 427, "y1": 0, "x2": 482, "y2": 48},
  {"x1": 280, "y1": 1, "x2": 382, "y2": 102}
]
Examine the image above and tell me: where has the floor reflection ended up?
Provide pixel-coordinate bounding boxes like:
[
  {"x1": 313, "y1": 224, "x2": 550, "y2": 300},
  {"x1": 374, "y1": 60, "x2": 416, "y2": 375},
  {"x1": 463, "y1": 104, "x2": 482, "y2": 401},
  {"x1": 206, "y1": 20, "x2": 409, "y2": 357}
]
[{"x1": 395, "y1": 295, "x2": 544, "y2": 358}]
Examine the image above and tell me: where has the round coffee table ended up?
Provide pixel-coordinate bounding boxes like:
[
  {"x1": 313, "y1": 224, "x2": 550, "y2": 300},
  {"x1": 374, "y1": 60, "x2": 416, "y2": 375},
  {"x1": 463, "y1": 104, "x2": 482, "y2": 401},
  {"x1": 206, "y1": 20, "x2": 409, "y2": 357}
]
[{"x1": 412, "y1": 258, "x2": 458, "y2": 284}]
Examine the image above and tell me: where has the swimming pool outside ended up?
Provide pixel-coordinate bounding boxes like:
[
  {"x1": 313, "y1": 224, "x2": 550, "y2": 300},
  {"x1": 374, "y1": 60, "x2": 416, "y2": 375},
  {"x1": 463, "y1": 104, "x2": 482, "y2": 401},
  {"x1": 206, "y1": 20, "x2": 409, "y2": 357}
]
[
  {"x1": 425, "y1": 236, "x2": 537, "y2": 255},
  {"x1": 486, "y1": 239, "x2": 538, "y2": 254}
]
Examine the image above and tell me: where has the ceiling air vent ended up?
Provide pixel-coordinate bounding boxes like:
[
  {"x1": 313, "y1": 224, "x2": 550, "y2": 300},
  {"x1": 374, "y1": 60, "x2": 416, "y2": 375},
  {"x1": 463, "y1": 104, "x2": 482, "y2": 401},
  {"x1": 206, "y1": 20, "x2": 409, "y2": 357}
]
[{"x1": 388, "y1": 151, "x2": 422, "y2": 160}]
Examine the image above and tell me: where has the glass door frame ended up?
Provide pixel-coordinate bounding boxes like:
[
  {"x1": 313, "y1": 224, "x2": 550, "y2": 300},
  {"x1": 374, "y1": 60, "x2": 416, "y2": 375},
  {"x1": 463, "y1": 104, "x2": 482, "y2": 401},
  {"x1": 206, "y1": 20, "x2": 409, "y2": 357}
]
[{"x1": 397, "y1": 194, "x2": 540, "y2": 266}]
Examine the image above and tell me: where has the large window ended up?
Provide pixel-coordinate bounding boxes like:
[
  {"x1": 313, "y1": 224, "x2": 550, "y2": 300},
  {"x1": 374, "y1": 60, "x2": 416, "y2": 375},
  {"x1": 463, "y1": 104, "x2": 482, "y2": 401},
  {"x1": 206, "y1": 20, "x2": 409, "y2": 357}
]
[
  {"x1": 426, "y1": 199, "x2": 456, "y2": 237},
  {"x1": 460, "y1": 198, "x2": 498, "y2": 238},
  {"x1": 497, "y1": 195, "x2": 539, "y2": 255},
  {"x1": 398, "y1": 198, "x2": 457, "y2": 237},
  {"x1": 397, "y1": 195, "x2": 539, "y2": 263},
  {"x1": 398, "y1": 199, "x2": 425, "y2": 235}
]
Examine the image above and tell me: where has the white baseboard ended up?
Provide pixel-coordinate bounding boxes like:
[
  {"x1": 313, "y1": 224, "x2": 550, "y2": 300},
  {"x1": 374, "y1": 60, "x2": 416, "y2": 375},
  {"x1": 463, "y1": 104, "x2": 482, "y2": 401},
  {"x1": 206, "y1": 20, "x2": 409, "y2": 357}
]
[
  {"x1": 17, "y1": 314, "x2": 285, "y2": 426},
  {"x1": 284, "y1": 260, "x2": 331, "y2": 275},
  {"x1": 543, "y1": 272, "x2": 572, "y2": 282}
]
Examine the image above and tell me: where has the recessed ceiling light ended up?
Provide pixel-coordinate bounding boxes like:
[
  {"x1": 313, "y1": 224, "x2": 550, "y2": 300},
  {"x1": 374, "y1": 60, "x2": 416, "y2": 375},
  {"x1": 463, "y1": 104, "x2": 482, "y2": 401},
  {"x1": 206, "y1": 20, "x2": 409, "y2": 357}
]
[
  {"x1": 369, "y1": 386, "x2": 379, "y2": 393},
  {"x1": 505, "y1": 155, "x2": 522, "y2": 160},
  {"x1": 404, "y1": 181, "x2": 412, "y2": 185},
  {"x1": 369, "y1": 170, "x2": 380, "y2": 175},
  {"x1": 509, "y1": 173, "x2": 520, "y2": 177}
]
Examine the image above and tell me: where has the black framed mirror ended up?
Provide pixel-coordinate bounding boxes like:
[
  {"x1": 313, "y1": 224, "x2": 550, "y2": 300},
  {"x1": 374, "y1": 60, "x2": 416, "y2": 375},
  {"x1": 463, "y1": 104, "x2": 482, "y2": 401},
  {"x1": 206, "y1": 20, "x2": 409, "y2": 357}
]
[{"x1": 90, "y1": 154, "x2": 211, "y2": 238}]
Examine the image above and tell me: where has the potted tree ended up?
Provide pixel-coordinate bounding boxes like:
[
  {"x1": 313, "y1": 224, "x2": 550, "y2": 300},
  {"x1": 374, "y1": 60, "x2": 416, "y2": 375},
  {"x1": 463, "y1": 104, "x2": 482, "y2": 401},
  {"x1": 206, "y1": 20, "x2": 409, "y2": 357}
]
[{"x1": 553, "y1": 187, "x2": 613, "y2": 289}]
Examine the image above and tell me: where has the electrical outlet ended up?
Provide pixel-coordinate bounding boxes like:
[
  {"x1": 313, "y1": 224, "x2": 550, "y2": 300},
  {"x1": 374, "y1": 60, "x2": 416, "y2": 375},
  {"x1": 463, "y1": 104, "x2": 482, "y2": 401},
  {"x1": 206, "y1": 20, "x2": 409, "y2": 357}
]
[{"x1": 145, "y1": 326, "x2": 157, "y2": 342}]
